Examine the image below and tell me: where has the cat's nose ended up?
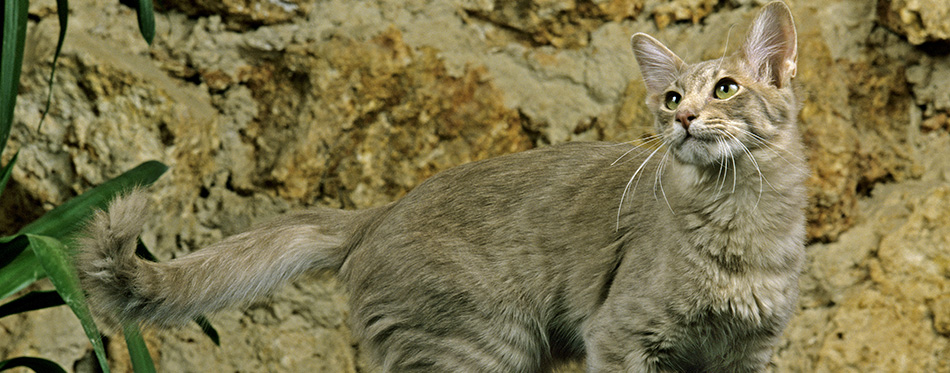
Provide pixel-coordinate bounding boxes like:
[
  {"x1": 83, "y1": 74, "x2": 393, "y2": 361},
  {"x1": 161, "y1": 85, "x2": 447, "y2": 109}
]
[{"x1": 676, "y1": 111, "x2": 697, "y2": 130}]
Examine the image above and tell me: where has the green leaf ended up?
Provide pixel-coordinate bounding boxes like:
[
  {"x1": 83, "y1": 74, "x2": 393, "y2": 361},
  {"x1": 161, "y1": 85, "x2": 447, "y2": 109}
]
[
  {"x1": 122, "y1": 323, "x2": 156, "y2": 373},
  {"x1": 135, "y1": 0, "x2": 155, "y2": 45},
  {"x1": 27, "y1": 234, "x2": 109, "y2": 373},
  {"x1": 135, "y1": 237, "x2": 159, "y2": 261},
  {"x1": 1, "y1": 0, "x2": 29, "y2": 158},
  {"x1": 37, "y1": 0, "x2": 70, "y2": 131},
  {"x1": 0, "y1": 230, "x2": 26, "y2": 266},
  {"x1": 0, "y1": 236, "x2": 44, "y2": 300},
  {"x1": 0, "y1": 150, "x2": 17, "y2": 198},
  {"x1": 1, "y1": 161, "x2": 165, "y2": 300},
  {"x1": 0, "y1": 290, "x2": 64, "y2": 319},
  {"x1": 0, "y1": 356, "x2": 67, "y2": 373},
  {"x1": 17, "y1": 160, "x2": 168, "y2": 239},
  {"x1": 194, "y1": 315, "x2": 220, "y2": 346}
]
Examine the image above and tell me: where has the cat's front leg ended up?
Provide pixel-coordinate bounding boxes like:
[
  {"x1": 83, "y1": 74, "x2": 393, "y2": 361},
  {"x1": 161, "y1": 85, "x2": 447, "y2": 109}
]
[
  {"x1": 712, "y1": 331, "x2": 778, "y2": 373},
  {"x1": 583, "y1": 310, "x2": 676, "y2": 373},
  {"x1": 584, "y1": 344, "x2": 672, "y2": 373}
]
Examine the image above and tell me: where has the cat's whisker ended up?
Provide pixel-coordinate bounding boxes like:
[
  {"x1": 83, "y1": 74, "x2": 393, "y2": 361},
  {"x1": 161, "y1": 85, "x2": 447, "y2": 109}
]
[
  {"x1": 610, "y1": 143, "x2": 655, "y2": 168},
  {"x1": 626, "y1": 134, "x2": 662, "y2": 144},
  {"x1": 710, "y1": 129, "x2": 738, "y2": 196},
  {"x1": 710, "y1": 129, "x2": 740, "y2": 195},
  {"x1": 730, "y1": 145, "x2": 737, "y2": 195},
  {"x1": 726, "y1": 131, "x2": 786, "y2": 213},
  {"x1": 653, "y1": 151, "x2": 661, "y2": 202},
  {"x1": 744, "y1": 147, "x2": 766, "y2": 212},
  {"x1": 652, "y1": 147, "x2": 667, "y2": 198},
  {"x1": 728, "y1": 131, "x2": 782, "y2": 195},
  {"x1": 611, "y1": 146, "x2": 645, "y2": 167},
  {"x1": 606, "y1": 134, "x2": 663, "y2": 149},
  {"x1": 715, "y1": 137, "x2": 728, "y2": 199},
  {"x1": 656, "y1": 147, "x2": 675, "y2": 214},
  {"x1": 744, "y1": 134, "x2": 791, "y2": 162},
  {"x1": 617, "y1": 145, "x2": 663, "y2": 231},
  {"x1": 721, "y1": 132, "x2": 766, "y2": 211},
  {"x1": 715, "y1": 24, "x2": 737, "y2": 72},
  {"x1": 610, "y1": 136, "x2": 663, "y2": 166},
  {"x1": 742, "y1": 130, "x2": 805, "y2": 165}
]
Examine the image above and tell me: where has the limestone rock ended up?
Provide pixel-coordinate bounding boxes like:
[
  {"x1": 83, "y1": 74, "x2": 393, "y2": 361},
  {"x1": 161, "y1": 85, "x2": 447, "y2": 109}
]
[
  {"x1": 878, "y1": 0, "x2": 950, "y2": 45},
  {"x1": 461, "y1": 0, "x2": 644, "y2": 48},
  {"x1": 650, "y1": 0, "x2": 718, "y2": 29},
  {"x1": 0, "y1": 284, "x2": 91, "y2": 370},
  {"x1": 238, "y1": 26, "x2": 534, "y2": 207},
  {"x1": 774, "y1": 135, "x2": 950, "y2": 372},
  {"x1": 907, "y1": 55, "x2": 950, "y2": 115},
  {"x1": 160, "y1": 0, "x2": 312, "y2": 29},
  {"x1": 9, "y1": 17, "x2": 217, "y2": 211},
  {"x1": 795, "y1": 10, "x2": 861, "y2": 241},
  {"x1": 795, "y1": 5, "x2": 923, "y2": 241}
]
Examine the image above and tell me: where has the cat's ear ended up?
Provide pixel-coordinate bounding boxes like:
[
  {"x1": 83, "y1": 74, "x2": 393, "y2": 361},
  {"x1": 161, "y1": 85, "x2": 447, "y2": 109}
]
[
  {"x1": 741, "y1": 1, "x2": 797, "y2": 88},
  {"x1": 631, "y1": 33, "x2": 685, "y2": 95}
]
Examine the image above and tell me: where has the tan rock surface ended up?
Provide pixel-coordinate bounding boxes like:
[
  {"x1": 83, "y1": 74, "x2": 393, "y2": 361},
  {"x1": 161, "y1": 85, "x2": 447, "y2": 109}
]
[
  {"x1": 160, "y1": 0, "x2": 313, "y2": 29},
  {"x1": 3, "y1": 0, "x2": 949, "y2": 371},
  {"x1": 879, "y1": 0, "x2": 950, "y2": 45},
  {"x1": 773, "y1": 133, "x2": 950, "y2": 372}
]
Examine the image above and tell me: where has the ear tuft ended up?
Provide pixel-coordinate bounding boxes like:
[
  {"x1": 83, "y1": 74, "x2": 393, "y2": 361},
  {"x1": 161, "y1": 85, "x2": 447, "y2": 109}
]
[
  {"x1": 742, "y1": 1, "x2": 797, "y2": 87},
  {"x1": 631, "y1": 33, "x2": 685, "y2": 95}
]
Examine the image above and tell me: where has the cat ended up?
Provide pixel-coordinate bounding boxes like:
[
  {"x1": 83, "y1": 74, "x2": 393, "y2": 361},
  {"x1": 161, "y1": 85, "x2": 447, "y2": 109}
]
[{"x1": 78, "y1": 1, "x2": 807, "y2": 372}]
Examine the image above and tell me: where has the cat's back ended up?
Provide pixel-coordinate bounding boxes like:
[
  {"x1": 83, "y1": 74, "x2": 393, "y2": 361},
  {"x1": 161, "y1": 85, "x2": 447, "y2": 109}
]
[
  {"x1": 400, "y1": 141, "x2": 637, "y2": 207},
  {"x1": 339, "y1": 140, "x2": 656, "y2": 281},
  {"x1": 378, "y1": 141, "x2": 646, "y2": 237},
  {"x1": 340, "y1": 140, "x2": 664, "y2": 298}
]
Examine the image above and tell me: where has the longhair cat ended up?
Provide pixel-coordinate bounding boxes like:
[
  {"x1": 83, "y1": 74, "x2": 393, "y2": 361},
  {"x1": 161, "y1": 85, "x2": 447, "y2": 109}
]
[{"x1": 78, "y1": 2, "x2": 806, "y2": 371}]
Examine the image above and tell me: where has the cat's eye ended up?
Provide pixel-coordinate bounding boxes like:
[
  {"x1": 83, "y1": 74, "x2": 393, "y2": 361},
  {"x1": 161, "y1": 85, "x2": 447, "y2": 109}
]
[
  {"x1": 664, "y1": 92, "x2": 681, "y2": 110},
  {"x1": 714, "y1": 78, "x2": 740, "y2": 100}
]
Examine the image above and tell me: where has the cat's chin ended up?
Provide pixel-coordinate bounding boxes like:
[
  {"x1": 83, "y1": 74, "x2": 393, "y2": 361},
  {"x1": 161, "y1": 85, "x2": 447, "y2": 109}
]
[{"x1": 671, "y1": 138, "x2": 728, "y2": 167}]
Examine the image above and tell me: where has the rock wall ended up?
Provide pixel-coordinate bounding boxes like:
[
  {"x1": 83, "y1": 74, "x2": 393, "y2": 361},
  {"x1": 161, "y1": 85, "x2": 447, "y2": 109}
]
[{"x1": 2, "y1": 0, "x2": 949, "y2": 371}]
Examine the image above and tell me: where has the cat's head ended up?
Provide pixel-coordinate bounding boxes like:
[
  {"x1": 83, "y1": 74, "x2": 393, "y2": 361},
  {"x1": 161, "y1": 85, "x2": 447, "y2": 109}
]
[{"x1": 631, "y1": 1, "x2": 798, "y2": 167}]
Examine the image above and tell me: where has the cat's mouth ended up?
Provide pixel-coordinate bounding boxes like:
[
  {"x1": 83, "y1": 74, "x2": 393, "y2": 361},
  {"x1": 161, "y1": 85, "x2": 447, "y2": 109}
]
[
  {"x1": 679, "y1": 127, "x2": 720, "y2": 144},
  {"x1": 672, "y1": 128, "x2": 731, "y2": 165}
]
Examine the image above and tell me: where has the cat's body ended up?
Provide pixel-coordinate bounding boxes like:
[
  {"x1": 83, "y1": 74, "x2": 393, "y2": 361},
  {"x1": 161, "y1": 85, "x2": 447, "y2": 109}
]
[
  {"x1": 79, "y1": 2, "x2": 807, "y2": 372},
  {"x1": 342, "y1": 140, "x2": 806, "y2": 372}
]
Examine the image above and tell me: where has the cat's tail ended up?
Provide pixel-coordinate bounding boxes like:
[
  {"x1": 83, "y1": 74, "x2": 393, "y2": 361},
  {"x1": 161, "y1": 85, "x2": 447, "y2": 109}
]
[{"x1": 77, "y1": 189, "x2": 385, "y2": 327}]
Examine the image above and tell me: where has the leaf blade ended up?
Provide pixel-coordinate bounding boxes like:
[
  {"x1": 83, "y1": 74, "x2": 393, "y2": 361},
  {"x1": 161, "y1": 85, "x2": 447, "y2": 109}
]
[
  {"x1": 0, "y1": 151, "x2": 17, "y2": 198},
  {"x1": 0, "y1": 0, "x2": 29, "y2": 157},
  {"x1": 27, "y1": 234, "x2": 109, "y2": 373},
  {"x1": 0, "y1": 290, "x2": 64, "y2": 319},
  {"x1": 135, "y1": 0, "x2": 155, "y2": 45},
  {"x1": 17, "y1": 160, "x2": 168, "y2": 239},
  {"x1": 194, "y1": 315, "x2": 220, "y2": 346},
  {"x1": 0, "y1": 356, "x2": 68, "y2": 373},
  {"x1": 0, "y1": 235, "x2": 44, "y2": 300},
  {"x1": 37, "y1": 0, "x2": 70, "y2": 131},
  {"x1": 122, "y1": 323, "x2": 157, "y2": 373}
]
